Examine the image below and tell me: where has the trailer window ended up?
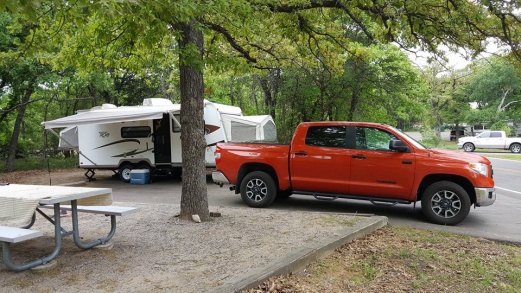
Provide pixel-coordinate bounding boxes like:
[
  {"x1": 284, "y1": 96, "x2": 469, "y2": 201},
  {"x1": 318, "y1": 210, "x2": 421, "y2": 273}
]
[
  {"x1": 172, "y1": 115, "x2": 181, "y2": 133},
  {"x1": 121, "y1": 126, "x2": 151, "y2": 138}
]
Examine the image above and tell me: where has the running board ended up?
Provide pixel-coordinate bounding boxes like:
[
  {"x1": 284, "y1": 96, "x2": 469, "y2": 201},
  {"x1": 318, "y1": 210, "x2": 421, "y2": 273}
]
[{"x1": 294, "y1": 191, "x2": 411, "y2": 205}]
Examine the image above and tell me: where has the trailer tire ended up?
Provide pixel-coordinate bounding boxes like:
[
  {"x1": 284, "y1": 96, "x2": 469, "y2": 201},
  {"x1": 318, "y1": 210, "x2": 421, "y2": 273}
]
[
  {"x1": 240, "y1": 171, "x2": 277, "y2": 208},
  {"x1": 421, "y1": 181, "x2": 471, "y2": 225},
  {"x1": 119, "y1": 164, "x2": 133, "y2": 182}
]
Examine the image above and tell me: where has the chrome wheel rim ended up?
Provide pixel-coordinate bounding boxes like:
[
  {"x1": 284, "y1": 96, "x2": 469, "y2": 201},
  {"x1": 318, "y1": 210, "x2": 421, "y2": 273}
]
[
  {"x1": 464, "y1": 144, "x2": 473, "y2": 152},
  {"x1": 122, "y1": 169, "x2": 131, "y2": 180},
  {"x1": 512, "y1": 145, "x2": 521, "y2": 153},
  {"x1": 430, "y1": 190, "x2": 461, "y2": 218},
  {"x1": 245, "y1": 179, "x2": 268, "y2": 202}
]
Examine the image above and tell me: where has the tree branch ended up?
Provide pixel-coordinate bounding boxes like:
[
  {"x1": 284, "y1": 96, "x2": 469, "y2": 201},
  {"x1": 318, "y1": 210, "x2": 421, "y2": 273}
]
[{"x1": 201, "y1": 21, "x2": 257, "y2": 63}]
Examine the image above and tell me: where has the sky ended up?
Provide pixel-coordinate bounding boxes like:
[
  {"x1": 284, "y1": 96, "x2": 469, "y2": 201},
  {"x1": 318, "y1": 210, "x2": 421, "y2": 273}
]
[{"x1": 406, "y1": 41, "x2": 506, "y2": 70}]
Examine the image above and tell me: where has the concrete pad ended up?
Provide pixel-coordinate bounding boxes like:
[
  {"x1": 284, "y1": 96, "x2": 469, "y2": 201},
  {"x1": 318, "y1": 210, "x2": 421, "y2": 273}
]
[
  {"x1": 30, "y1": 260, "x2": 57, "y2": 273},
  {"x1": 94, "y1": 241, "x2": 114, "y2": 250}
]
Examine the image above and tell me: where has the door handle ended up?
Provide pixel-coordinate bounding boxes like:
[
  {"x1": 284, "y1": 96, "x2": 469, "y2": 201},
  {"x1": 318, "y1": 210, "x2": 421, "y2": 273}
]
[
  {"x1": 402, "y1": 160, "x2": 412, "y2": 165},
  {"x1": 294, "y1": 151, "x2": 308, "y2": 156},
  {"x1": 352, "y1": 154, "x2": 366, "y2": 159}
]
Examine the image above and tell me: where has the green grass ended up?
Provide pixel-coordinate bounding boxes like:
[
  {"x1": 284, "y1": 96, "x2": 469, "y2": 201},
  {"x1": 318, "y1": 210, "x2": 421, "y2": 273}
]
[{"x1": 0, "y1": 155, "x2": 78, "y2": 172}]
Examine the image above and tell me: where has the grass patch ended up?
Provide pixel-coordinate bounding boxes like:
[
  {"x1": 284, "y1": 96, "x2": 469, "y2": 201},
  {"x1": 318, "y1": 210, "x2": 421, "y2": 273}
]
[
  {"x1": 0, "y1": 155, "x2": 78, "y2": 172},
  {"x1": 257, "y1": 226, "x2": 521, "y2": 293}
]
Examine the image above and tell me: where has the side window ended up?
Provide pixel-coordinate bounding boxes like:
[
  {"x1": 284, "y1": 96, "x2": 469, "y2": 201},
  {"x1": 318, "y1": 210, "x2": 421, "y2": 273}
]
[
  {"x1": 355, "y1": 127, "x2": 396, "y2": 151},
  {"x1": 121, "y1": 126, "x2": 151, "y2": 138},
  {"x1": 490, "y1": 132, "x2": 502, "y2": 138},
  {"x1": 479, "y1": 132, "x2": 490, "y2": 138},
  {"x1": 172, "y1": 115, "x2": 181, "y2": 133},
  {"x1": 305, "y1": 126, "x2": 347, "y2": 148}
]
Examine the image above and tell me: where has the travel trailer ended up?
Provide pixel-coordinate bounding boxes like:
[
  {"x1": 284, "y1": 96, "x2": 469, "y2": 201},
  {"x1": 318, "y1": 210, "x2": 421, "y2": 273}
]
[{"x1": 42, "y1": 98, "x2": 277, "y2": 182}]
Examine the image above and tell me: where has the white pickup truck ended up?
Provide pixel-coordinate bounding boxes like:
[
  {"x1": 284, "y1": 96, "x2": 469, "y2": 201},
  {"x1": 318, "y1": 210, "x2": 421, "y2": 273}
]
[{"x1": 458, "y1": 130, "x2": 521, "y2": 153}]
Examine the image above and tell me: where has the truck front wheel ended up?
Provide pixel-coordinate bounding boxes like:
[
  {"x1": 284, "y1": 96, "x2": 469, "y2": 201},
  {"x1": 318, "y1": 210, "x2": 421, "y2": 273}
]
[
  {"x1": 463, "y1": 143, "x2": 475, "y2": 152},
  {"x1": 240, "y1": 171, "x2": 277, "y2": 208},
  {"x1": 510, "y1": 143, "x2": 521, "y2": 153},
  {"x1": 421, "y1": 181, "x2": 471, "y2": 225}
]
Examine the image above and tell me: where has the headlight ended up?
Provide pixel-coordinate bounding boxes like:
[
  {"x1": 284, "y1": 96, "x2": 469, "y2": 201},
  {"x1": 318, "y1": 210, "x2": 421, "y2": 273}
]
[{"x1": 469, "y1": 162, "x2": 488, "y2": 176}]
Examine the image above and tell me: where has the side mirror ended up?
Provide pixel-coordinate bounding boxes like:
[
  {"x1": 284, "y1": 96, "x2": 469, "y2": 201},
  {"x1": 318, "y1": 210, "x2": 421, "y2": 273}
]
[{"x1": 389, "y1": 139, "x2": 410, "y2": 153}]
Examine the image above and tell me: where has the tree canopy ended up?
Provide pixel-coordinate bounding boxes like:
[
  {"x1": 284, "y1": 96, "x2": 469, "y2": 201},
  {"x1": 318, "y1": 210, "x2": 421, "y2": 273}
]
[{"x1": 2, "y1": 0, "x2": 521, "y2": 221}]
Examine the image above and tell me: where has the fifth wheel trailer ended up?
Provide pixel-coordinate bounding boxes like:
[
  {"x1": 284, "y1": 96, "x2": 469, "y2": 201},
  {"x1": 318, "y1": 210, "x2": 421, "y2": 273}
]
[{"x1": 42, "y1": 98, "x2": 277, "y2": 182}]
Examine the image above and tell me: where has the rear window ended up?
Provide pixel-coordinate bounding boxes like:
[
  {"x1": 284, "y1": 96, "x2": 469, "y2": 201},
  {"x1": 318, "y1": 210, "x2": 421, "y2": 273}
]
[{"x1": 305, "y1": 126, "x2": 346, "y2": 148}]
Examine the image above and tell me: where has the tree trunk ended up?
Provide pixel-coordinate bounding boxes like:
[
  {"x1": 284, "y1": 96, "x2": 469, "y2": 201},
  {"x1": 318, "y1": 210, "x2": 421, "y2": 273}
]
[
  {"x1": 178, "y1": 21, "x2": 210, "y2": 222},
  {"x1": 5, "y1": 87, "x2": 34, "y2": 172}
]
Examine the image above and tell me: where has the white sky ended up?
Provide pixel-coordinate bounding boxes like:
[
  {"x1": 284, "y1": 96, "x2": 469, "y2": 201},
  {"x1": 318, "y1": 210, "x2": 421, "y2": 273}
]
[{"x1": 406, "y1": 41, "x2": 506, "y2": 70}]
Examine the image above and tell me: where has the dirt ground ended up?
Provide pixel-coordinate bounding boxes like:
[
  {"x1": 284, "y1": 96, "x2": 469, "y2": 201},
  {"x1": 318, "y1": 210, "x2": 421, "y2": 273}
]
[
  {"x1": 0, "y1": 168, "x2": 367, "y2": 293},
  {"x1": 0, "y1": 168, "x2": 104, "y2": 186},
  {"x1": 2, "y1": 169, "x2": 520, "y2": 292}
]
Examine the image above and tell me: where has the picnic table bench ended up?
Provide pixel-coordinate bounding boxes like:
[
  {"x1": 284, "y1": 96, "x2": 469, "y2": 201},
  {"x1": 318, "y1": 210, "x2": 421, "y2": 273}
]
[{"x1": 0, "y1": 184, "x2": 138, "y2": 272}]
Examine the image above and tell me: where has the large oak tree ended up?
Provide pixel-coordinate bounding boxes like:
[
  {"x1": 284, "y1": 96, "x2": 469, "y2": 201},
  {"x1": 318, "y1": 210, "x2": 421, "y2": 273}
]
[{"x1": 2, "y1": 0, "x2": 520, "y2": 221}]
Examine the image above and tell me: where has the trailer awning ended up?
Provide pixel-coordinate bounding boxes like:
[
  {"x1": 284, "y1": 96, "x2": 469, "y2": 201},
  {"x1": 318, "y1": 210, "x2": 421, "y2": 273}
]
[{"x1": 42, "y1": 104, "x2": 181, "y2": 129}]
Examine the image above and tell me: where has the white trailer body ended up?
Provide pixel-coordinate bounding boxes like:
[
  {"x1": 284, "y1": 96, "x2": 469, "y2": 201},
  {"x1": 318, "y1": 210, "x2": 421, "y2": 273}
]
[{"x1": 42, "y1": 98, "x2": 275, "y2": 181}]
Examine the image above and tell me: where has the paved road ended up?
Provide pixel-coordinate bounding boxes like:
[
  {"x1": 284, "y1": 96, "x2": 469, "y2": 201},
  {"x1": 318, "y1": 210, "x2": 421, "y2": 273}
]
[{"x1": 86, "y1": 155, "x2": 521, "y2": 244}]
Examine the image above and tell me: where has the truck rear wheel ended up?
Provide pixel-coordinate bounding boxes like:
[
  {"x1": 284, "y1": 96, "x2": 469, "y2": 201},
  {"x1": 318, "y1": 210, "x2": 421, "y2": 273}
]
[
  {"x1": 510, "y1": 143, "x2": 521, "y2": 153},
  {"x1": 240, "y1": 171, "x2": 277, "y2": 208},
  {"x1": 421, "y1": 181, "x2": 471, "y2": 225},
  {"x1": 463, "y1": 143, "x2": 475, "y2": 152}
]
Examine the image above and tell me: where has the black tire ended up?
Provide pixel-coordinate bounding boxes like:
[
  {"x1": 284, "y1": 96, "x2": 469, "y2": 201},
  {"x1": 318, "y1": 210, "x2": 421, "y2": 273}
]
[
  {"x1": 463, "y1": 143, "x2": 475, "y2": 152},
  {"x1": 240, "y1": 171, "x2": 277, "y2": 208},
  {"x1": 510, "y1": 143, "x2": 521, "y2": 153},
  {"x1": 421, "y1": 181, "x2": 471, "y2": 225},
  {"x1": 119, "y1": 164, "x2": 133, "y2": 182},
  {"x1": 276, "y1": 190, "x2": 293, "y2": 200}
]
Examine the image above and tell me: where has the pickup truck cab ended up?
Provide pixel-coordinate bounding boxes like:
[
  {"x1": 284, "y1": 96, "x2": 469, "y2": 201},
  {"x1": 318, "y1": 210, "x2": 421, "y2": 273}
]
[
  {"x1": 213, "y1": 122, "x2": 496, "y2": 225},
  {"x1": 457, "y1": 130, "x2": 521, "y2": 153}
]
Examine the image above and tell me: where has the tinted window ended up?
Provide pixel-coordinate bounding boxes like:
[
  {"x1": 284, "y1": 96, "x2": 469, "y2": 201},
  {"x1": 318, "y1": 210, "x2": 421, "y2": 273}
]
[
  {"x1": 355, "y1": 127, "x2": 396, "y2": 151},
  {"x1": 121, "y1": 126, "x2": 151, "y2": 138},
  {"x1": 305, "y1": 126, "x2": 346, "y2": 148},
  {"x1": 490, "y1": 132, "x2": 502, "y2": 138}
]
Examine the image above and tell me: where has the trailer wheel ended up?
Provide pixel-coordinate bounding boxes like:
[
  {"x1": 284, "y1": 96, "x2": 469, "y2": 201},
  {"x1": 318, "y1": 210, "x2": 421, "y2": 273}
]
[
  {"x1": 240, "y1": 171, "x2": 277, "y2": 208},
  {"x1": 119, "y1": 164, "x2": 133, "y2": 182},
  {"x1": 510, "y1": 143, "x2": 521, "y2": 153},
  {"x1": 421, "y1": 181, "x2": 471, "y2": 225}
]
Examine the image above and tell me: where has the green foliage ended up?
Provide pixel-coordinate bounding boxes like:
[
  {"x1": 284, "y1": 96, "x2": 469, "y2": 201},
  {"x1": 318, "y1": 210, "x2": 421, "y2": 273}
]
[
  {"x1": 0, "y1": 155, "x2": 78, "y2": 171},
  {"x1": 489, "y1": 121, "x2": 515, "y2": 136},
  {"x1": 420, "y1": 128, "x2": 442, "y2": 148}
]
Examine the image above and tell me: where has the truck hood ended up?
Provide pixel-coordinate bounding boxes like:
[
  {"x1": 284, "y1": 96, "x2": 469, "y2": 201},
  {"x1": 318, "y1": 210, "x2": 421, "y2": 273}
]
[{"x1": 427, "y1": 148, "x2": 490, "y2": 164}]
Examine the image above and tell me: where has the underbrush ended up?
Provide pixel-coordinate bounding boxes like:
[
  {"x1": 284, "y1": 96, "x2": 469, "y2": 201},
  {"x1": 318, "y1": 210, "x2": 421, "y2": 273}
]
[{"x1": 0, "y1": 155, "x2": 78, "y2": 172}]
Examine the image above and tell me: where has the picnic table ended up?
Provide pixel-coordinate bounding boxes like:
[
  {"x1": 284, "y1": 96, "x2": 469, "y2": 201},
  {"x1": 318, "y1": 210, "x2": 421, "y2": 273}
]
[{"x1": 0, "y1": 184, "x2": 137, "y2": 272}]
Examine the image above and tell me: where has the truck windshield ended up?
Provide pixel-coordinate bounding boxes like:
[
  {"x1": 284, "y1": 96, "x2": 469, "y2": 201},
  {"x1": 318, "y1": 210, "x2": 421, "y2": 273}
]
[{"x1": 390, "y1": 127, "x2": 426, "y2": 150}]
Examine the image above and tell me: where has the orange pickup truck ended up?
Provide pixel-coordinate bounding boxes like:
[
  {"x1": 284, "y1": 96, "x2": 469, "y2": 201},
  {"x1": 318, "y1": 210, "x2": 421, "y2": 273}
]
[{"x1": 212, "y1": 122, "x2": 496, "y2": 225}]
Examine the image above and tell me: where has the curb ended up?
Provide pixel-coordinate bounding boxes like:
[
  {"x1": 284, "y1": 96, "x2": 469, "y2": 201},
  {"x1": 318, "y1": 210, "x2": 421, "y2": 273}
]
[{"x1": 212, "y1": 215, "x2": 388, "y2": 293}]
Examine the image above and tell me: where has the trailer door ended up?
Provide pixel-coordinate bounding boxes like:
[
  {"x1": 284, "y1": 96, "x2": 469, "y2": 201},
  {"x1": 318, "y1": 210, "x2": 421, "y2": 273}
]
[{"x1": 153, "y1": 115, "x2": 172, "y2": 164}]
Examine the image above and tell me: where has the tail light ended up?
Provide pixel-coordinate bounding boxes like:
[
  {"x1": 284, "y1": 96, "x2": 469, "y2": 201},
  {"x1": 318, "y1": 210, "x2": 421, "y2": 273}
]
[{"x1": 215, "y1": 147, "x2": 221, "y2": 164}]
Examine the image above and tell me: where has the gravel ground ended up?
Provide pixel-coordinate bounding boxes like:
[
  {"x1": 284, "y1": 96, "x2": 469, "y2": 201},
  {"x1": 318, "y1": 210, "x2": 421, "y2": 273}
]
[{"x1": 0, "y1": 169, "x2": 366, "y2": 292}]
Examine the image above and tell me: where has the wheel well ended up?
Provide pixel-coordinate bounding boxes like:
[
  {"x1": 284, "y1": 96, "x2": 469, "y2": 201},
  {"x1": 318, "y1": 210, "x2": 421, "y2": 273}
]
[
  {"x1": 118, "y1": 160, "x2": 153, "y2": 170},
  {"x1": 236, "y1": 163, "x2": 279, "y2": 194},
  {"x1": 118, "y1": 161, "x2": 133, "y2": 170},
  {"x1": 416, "y1": 174, "x2": 476, "y2": 204}
]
